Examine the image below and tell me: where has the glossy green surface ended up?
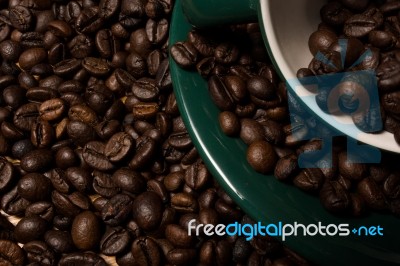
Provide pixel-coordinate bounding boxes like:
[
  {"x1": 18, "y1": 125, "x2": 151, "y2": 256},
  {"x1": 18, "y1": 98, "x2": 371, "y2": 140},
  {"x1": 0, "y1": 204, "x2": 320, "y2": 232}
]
[
  {"x1": 181, "y1": 0, "x2": 257, "y2": 28},
  {"x1": 169, "y1": 0, "x2": 400, "y2": 265}
]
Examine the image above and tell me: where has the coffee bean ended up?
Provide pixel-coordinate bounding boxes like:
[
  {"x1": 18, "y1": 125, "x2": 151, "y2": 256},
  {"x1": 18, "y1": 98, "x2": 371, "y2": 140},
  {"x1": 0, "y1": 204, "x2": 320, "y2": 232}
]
[
  {"x1": 357, "y1": 177, "x2": 388, "y2": 210},
  {"x1": 44, "y1": 229, "x2": 74, "y2": 253},
  {"x1": 130, "y1": 28, "x2": 153, "y2": 57},
  {"x1": 184, "y1": 162, "x2": 209, "y2": 190},
  {"x1": 0, "y1": 240, "x2": 25, "y2": 266},
  {"x1": 82, "y1": 57, "x2": 111, "y2": 76},
  {"x1": 208, "y1": 75, "x2": 235, "y2": 111},
  {"x1": 246, "y1": 140, "x2": 277, "y2": 174},
  {"x1": 129, "y1": 136, "x2": 157, "y2": 169},
  {"x1": 59, "y1": 252, "x2": 107, "y2": 266},
  {"x1": 68, "y1": 34, "x2": 94, "y2": 59},
  {"x1": 132, "y1": 191, "x2": 163, "y2": 231},
  {"x1": 170, "y1": 41, "x2": 198, "y2": 69},
  {"x1": 75, "y1": 6, "x2": 104, "y2": 34},
  {"x1": 293, "y1": 168, "x2": 325, "y2": 192},
  {"x1": 53, "y1": 58, "x2": 82, "y2": 77},
  {"x1": 308, "y1": 30, "x2": 338, "y2": 55},
  {"x1": 99, "y1": 0, "x2": 120, "y2": 19},
  {"x1": 65, "y1": 167, "x2": 92, "y2": 192},
  {"x1": 165, "y1": 224, "x2": 193, "y2": 248},
  {"x1": 31, "y1": 120, "x2": 55, "y2": 148},
  {"x1": 101, "y1": 194, "x2": 132, "y2": 226},
  {"x1": 95, "y1": 29, "x2": 119, "y2": 58},
  {"x1": 21, "y1": 149, "x2": 53, "y2": 172},
  {"x1": 100, "y1": 226, "x2": 130, "y2": 255},
  {"x1": 171, "y1": 192, "x2": 198, "y2": 213},
  {"x1": 25, "y1": 201, "x2": 54, "y2": 222},
  {"x1": 112, "y1": 168, "x2": 145, "y2": 194},
  {"x1": 15, "y1": 216, "x2": 48, "y2": 243},
  {"x1": 23, "y1": 241, "x2": 55, "y2": 266},
  {"x1": 71, "y1": 211, "x2": 102, "y2": 250},
  {"x1": 1, "y1": 185, "x2": 30, "y2": 215},
  {"x1": 320, "y1": 2, "x2": 352, "y2": 27},
  {"x1": 10, "y1": 5, "x2": 33, "y2": 32},
  {"x1": 131, "y1": 237, "x2": 161, "y2": 266},
  {"x1": 18, "y1": 173, "x2": 51, "y2": 201},
  {"x1": 18, "y1": 47, "x2": 47, "y2": 70}
]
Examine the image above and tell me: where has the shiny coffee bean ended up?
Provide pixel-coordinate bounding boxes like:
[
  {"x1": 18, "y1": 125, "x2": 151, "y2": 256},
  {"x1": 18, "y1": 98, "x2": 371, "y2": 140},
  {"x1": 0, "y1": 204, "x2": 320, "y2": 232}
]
[{"x1": 71, "y1": 211, "x2": 102, "y2": 250}]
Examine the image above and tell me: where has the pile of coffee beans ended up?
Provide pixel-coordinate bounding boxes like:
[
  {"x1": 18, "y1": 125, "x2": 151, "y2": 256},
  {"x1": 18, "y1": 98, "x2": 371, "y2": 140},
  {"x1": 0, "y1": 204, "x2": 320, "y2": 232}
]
[
  {"x1": 300, "y1": 0, "x2": 400, "y2": 143},
  {"x1": 0, "y1": 0, "x2": 311, "y2": 265},
  {"x1": 171, "y1": 17, "x2": 400, "y2": 217}
]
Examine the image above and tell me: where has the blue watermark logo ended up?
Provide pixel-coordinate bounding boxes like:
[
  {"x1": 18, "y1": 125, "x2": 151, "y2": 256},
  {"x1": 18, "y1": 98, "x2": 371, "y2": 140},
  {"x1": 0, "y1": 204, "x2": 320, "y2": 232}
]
[
  {"x1": 188, "y1": 219, "x2": 384, "y2": 241},
  {"x1": 286, "y1": 39, "x2": 382, "y2": 168}
]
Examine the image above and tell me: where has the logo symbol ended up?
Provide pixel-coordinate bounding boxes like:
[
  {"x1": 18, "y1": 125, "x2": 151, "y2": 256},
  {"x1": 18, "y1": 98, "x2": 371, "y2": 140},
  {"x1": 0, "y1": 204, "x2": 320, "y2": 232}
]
[{"x1": 286, "y1": 39, "x2": 382, "y2": 168}]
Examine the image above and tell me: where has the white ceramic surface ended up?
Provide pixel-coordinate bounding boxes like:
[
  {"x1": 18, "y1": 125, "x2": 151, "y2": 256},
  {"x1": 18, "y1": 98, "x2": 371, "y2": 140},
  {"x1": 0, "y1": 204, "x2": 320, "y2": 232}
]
[{"x1": 260, "y1": 0, "x2": 400, "y2": 153}]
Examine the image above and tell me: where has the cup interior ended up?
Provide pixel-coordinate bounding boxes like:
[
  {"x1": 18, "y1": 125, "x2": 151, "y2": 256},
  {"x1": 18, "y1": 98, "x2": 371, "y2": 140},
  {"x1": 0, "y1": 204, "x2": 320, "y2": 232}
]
[{"x1": 260, "y1": 0, "x2": 400, "y2": 153}]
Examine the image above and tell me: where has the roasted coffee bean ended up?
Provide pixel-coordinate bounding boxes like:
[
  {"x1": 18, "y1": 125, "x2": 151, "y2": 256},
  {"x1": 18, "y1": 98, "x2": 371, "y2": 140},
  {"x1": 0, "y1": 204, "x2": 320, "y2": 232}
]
[
  {"x1": 112, "y1": 168, "x2": 145, "y2": 193},
  {"x1": 44, "y1": 229, "x2": 74, "y2": 254},
  {"x1": 1, "y1": 121, "x2": 24, "y2": 140},
  {"x1": 247, "y1": 140, "x2": 277, "y2": 174},
  {"x1": 132, "y1": 191, "x2": 163, "y2": 231},
  {"x1": 130, "y1": 28, "x2": 153, "y2": 57},
  {"x1": 15, "y1": 216, "x2": 48, "y2": 243},
  {"x1": 92, "y1": 170, "x2": 120, "y2": 198},
  {"x1": 293, "y1": 168, "x2": 325, "y2": 192},
  {"x1": 146, "y1": 18, "x2": 168, "y2": 45},
  {"x1": 21, "y1": 149, "x2": 52, "y2": 172},
  {"x1": 320, "y1": 2, "x2": 352, "y2": 27},
  {"x1": 377, "y1": 60, "x2": 400, "y2": 93},
  {"x1": 82, "y1": 57, "x2": 110, "y2": 76},
  {"x1": 0, "y1": 40, "x2": 21, "y2": 61},
  {"x1": 165, "y1": 224, "x2": 193, "y2": 248},
  {"x1": 0, "y1": 158, "x2": 14, "y2": 192},
  {"x1": 240, "y1": 118, "x2": 265, "y2": 145},
  {"x1": 170, "y1": 41, "x2": 198, "y2": 69},
  {"x1": 129, "y1": 136, "x2": 157, "y2": 169},
  {"x1": 59, "y1": 252, "x2": 107, "y2": 266},
  {"x1": 104, "y1": 132, "x2": 134, "y2": 162},
  {"x1": 31, "y1": 120, "x2": 55, "y2": 148},
  {"x1": 39, "y1": 98, "x2": 66, "y2": 122},
  {"x1": 18, "y1": 47, "x2": 47, "y2": 70},
  {"x1": 68, "y1": 34, "x2": 94, "y2": 59},
  {"x1": 23, "y1": 241, "x2": 55, "y2": 266},
  {"x1": 1, "y1": 185, "x2": 30, "y2": 215},
  {"x1": 131, "y1": 237, "x2": 161, "y2": 266},
  {"x1": 10, "y1": 5, "x2": 33, "y2": 32},
  {"x1": 17, "y1": 173, "x2": 51, "y2": 201},
  {"x1": 69, "y1": 104, "x2": 98, "y2": 125},
  {"x1": 101, "y1": 194, "x2": 132, "y2": 226},
  {"x1": 0, "y1": 240, "x2": 25, "y2": 266},
  {"x1": 54, "y1": 59, "x2": 82, "y2": 77},
  {"x1": 71, "y1": 211, "x2": 102, "y2": 250},
  {"x1": 75, "y1": 6, "x2": 104, "y2": 34},
  {"x1": 308, "y1": 30, "x2": 337, "y2": 56},
  {"x1": 171, "y1": 192, "x2": 198, "y2": 213},
  {"x1": 66, "y1": 120, "x2": 95, "y2": 146},
  {"x1": 25, "y1": 201, "x2": 54, "y2": 222},
  {"x1": 208, "y1": 75, "x2": 235, "y2": 111},
  {"x1": 214, "y1": 42, "x2": 239, "y2": 64},
  {"x1": 338, "y1": 152, "x2": 368, "y2": 180},
  {"x1": 184, "y1": 162, "x2": 209, "y2": 190},
  {"x1": 65, "y1": 167, "x2": 92, "y2": 192},
  {"x1": 344, "y1": 12, "x2": 382, "y2": 37},
  {"x1": 357, "y1": 177, "x2": 388, "y2": 210},
  {"x1": 55, "y1": 148, "x2": 78, "y2": 169},
  {"x1": 100, "y1": 226, "x2": 130, "y2": 256},
  {"x1": 95, "y1": 29, "x2": 118, "y2": 58},
  {"x1": 99, "y1": 0, "x2": 120, "y2": 19},
  {"x1": 83, "y1": 141, "x2": 114, "y2": 171}
]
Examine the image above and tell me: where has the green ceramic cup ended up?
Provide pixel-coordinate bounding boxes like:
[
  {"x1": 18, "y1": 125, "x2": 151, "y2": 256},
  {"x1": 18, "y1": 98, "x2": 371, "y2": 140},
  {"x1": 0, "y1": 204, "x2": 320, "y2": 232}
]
[
  {"x1": 170, "y1": 0, "x2": 400, "y2": 265},
  {"x1": 182, "y1": 0, "x2": 400, "y2": 154}
]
